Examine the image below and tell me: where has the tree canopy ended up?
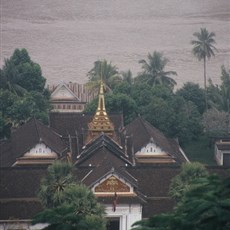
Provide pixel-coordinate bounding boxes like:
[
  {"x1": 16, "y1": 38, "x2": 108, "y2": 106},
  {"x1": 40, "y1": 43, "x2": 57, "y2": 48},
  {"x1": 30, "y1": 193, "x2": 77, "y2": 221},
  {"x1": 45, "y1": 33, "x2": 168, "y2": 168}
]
[
  {"x1": 33, "y1": 161, "x2": 106, "y2": 230},
  {"x1": 132, "y1": 164, "x2": 230, "y2": 230},
  {"x1": 137, "y1": 51, "x2": 177, "y2": 89},
  {"x1": 191, "y1": 28, "x2": 217, "y2": 90},
  {"x1": 0, "y1": 48, "x2": 50, "y2": 139}
]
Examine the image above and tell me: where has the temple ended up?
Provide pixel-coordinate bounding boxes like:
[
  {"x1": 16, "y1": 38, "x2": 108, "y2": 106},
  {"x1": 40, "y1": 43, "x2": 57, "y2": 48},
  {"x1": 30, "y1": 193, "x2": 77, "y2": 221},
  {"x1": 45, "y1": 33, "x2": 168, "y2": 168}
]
[{"x1": 0, "y1": 80, "x2": 227, "y2": 230}]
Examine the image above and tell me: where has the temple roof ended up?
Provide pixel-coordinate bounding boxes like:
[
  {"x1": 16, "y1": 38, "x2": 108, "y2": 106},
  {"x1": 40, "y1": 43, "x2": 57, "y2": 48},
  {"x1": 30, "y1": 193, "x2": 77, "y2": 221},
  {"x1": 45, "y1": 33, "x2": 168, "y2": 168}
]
[
  {"x1": 0, "y1": 118, "x2": 67, "y2": 167},
  {"x1": 123, "y1": 116, "x2": 188, "y2": 164}
]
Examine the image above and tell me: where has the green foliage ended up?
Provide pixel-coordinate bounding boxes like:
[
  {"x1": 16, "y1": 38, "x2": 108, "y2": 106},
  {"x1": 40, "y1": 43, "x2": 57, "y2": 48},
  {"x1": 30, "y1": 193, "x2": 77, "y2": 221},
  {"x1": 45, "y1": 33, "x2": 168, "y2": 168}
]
[
  {"x1": 169, "y1": 162, "x2": 208, "y2": 202},
  {"x1": 34, "y1": 161, "x2": 106, "y2": 230},
  {"x1": 106, "y1": 93, "x2": 137, "y2": 124},
  {"x1": 1, "y1": 48, "x2": 46, "y2": 93},
  {"x1": 0, "y1": 112, "x2": 11, "y2": 139},
  {"x1": 84, "y1": 93, "x2": 137, "y2": 125},
  {"x1": 207, "y1": 66, "x2": 230, "y2": 112},
  {"x1": 137, "y1": 51, "x2": 177, "y2": 89},
  {"x1": 176, "y1": 82, "x2": 206, "y2": 114},
  {"x1": 132, "y1": 171, "x2": 230, "y2": 230},
  {"x1": 86, "y1": 59, "x2": 121, "y2": 93},
  {"x1": 33, "y1": 195, "x2": 105, "y2": 230},
  {"x1": 191, "y1": 28, "x2": 217, "y2": 62},
  {"x1": 113, "y1": 81, "x2": 132, "y2": 95},
  {"x1": 38, "y1": 161, "x2": 75, "y2": 208},
  {"x1": 0, "y1": 49, "x2": 50, "y2": 139},
  {"x1": 142, "y1": 95, "x2": 203, "y2": 144},
  {"x1": 130, "y1": 83, "x2": 153, "y2": 108},
  {"x1": 191, "y1": 28, "x2": 217, "y2": 90},
  {"x1": 202, "y1": 109, "x2": 229, "y2": 137}
]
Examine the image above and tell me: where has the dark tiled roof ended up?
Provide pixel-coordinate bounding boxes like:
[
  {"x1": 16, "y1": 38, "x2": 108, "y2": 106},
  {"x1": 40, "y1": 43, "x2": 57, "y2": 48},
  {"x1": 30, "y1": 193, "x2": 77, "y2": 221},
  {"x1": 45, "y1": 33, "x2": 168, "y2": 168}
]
[
  {"x1": 126, "y1": 166, "x2": 181, "y2": 197},
  {"x1": 0, "y1": 199, "x2": 43, "y2": 219},
  {"x1": 216, "y1": 143, "x2": 230, "y2": 151},
  {"x1": 0, "y1": 165, "x2": 229, "y2": 220},
  {"x1": 75, "y1": 133, "x2": 132, "y2": 167},
  {"x1": 123, "y1": 117, "x2": 188, "y2": 163},
  {"x1": 0, "y1": 167, "x2": 47, "y2": 198},
  {"x1": 49, "y1": 112, "x2": 124, "y2": 138},
  {"x1": 142, "y1": 198, "x2": 175, "y2": 217},
  {"x1": 0, "y1": 118, "x2": 67, "y2": 167}
]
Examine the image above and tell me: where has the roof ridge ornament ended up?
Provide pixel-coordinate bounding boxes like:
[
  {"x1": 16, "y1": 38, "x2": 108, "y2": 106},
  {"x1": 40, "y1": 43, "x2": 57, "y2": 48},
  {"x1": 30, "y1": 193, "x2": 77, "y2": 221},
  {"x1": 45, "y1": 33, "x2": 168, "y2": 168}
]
[{"x1": 85, "y1": 74, "x2": 117, "y2": 144}]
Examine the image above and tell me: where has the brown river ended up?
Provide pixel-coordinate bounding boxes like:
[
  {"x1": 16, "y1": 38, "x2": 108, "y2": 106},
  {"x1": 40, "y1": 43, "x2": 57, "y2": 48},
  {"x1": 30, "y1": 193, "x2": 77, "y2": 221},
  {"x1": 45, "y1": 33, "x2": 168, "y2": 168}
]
[{"x1": 1, "y1": 0, "x2": 230, "y2": 88}]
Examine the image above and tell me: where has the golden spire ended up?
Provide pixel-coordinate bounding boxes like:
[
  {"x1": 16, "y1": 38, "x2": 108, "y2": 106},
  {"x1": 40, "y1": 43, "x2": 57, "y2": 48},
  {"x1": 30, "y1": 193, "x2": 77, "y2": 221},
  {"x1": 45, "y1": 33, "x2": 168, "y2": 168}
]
[{"x1": 86, "y1": 77, "x2": 116, "y2": 143}]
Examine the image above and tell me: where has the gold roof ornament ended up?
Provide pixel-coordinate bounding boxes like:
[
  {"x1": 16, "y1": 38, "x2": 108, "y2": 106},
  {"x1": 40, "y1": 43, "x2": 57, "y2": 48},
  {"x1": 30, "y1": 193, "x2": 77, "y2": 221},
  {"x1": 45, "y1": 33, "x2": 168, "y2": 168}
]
[{"x1": 86, "y1": 78, "x2": 116, "y2": 143}]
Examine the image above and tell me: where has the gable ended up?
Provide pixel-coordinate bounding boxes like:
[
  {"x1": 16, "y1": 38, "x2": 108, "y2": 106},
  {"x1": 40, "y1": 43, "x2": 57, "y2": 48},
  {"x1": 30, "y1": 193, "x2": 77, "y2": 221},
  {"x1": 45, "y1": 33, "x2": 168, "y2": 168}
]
[
  {"x1": 24, "y1": 143, "x2": 58, "y2": 157},
  {"x1": 92, "y1": 174, "x2": 134, "y2": 195},
  {"x1": 135, "y1": 140, "x2": 176, "y2": 164},
  {"x1": 13, "y1": 143, "x2": 58, "y2": 166},
  {"x1": 51, "y1": 85, "x2": 79, "y2": 100},
  {"x1": 136, "y1": 142, "x2": 167, "y2": 156},
  {"x1": 76, "y1": 134, "x2": 132, "y2": 167},
  {"x1": 77, "y1": 146, "x2": 129, "y2": 168}
]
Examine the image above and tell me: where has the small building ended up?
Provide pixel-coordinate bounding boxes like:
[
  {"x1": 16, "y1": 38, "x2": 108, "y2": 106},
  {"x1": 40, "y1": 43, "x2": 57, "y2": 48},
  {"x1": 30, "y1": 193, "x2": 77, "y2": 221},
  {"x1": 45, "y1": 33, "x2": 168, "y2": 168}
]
[
  {"x1": 215, "y1": 138, "x2": 230, "y2": 166},
  {"x1": 48, "y1": 82, "x2": 96, "y2": 112}
]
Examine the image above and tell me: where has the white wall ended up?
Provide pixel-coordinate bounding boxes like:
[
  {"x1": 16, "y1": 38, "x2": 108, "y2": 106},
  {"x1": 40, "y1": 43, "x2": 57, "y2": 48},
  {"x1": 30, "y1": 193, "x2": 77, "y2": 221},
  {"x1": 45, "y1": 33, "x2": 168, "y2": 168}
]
[{"x1": 105, "y1": 204, "x2": 142, "y2": 230}]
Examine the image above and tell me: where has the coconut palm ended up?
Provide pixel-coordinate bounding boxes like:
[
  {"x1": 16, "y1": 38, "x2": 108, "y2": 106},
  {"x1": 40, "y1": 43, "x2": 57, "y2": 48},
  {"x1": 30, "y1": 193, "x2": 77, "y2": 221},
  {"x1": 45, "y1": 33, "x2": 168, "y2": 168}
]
[
  {"x1": 138, "y1": 51, "x2": 177, "y2": 89},
  {"x1": 86, "y1": 60, "x2": 121, "y2": 94},
  {"x1": 120, "y1": 69, "x2": 134, "y2": 85},
  {"x1": 191, "y1": 28, "x2": 217, "y2": 91}
]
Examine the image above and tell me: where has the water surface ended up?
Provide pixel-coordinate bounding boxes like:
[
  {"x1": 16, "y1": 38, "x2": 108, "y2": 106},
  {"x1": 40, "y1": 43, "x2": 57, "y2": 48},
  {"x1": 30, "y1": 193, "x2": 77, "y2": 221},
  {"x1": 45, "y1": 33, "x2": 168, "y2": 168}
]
[{"x1": 1, "y1": 0, "x2": 230, "y2": 88}]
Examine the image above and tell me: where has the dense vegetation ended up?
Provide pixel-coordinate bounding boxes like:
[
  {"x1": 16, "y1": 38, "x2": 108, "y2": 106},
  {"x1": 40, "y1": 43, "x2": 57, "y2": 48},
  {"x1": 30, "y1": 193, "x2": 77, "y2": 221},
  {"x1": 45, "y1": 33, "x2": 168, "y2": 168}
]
[
  {"x1": 132, "y1": 162, "x2": 230, "y2": 230},
  {"x1": 0, "y1": 48, "x2": 50, "y2": 139},
  {"x1": 32, "y1": 161, "x2": 106, "y2": 230},
  {"x1": 85, "y1": 50, "x2": 230, "y2": 146},
  {"x1": 1, "y1": 28, "x2": 229, "y2": 147}
]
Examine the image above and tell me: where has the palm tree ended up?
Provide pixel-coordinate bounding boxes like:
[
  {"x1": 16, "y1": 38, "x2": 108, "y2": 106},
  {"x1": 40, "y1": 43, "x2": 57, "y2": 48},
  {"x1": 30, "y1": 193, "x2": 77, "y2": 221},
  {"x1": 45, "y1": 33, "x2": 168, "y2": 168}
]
[
  {"x1": 33, "y1": 184, "x2": 106, "y2": 230},
  {"x1": 86, "y1": 60, "x2": 121, "y2": 94},
  {"x1": 138, "y1": 51, "x2": 177, "y2": 89},
  {"x1": 38, "y1": 161, "x2": 75, "y2": 208},
  {"x1": 191, "y1": 28, "x2": 217, "y2": 91},
  {"x1": 120, "y1": 69, "x2": 133, "y2": 85}
]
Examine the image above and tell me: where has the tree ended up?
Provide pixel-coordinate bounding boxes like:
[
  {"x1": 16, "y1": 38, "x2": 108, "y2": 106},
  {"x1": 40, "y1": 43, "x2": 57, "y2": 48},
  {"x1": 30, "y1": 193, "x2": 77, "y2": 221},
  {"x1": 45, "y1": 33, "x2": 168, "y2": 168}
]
[
  {"x1": 132, "y1": 171, "x2": 230, "y2": 230},
  {"x1": 191, "y1": 28, "x2": 217, "y2": 110},
  {"x1": 120, "y1": 69, "x2": 134, "y2": 85},
  {"x1": 130, "y1": 82, "x2": 153, "y2": 109},
  {"x1": 0, "y1": 112, "x2": 11, "y2": 139},
  {"x1": 137, "y1": 51, "x2": 177, "y2": 89},
  {"x1": 176, "y1": 82, "x2": 206, "y2": 114},
  {"x1": 38, "y1": 161, "x2": 75, "y2": 208},
  {"x1": 0, "y1": 59, "x2": 27, "y2": 96},
  {"x1": 169, "y1": 162, "x2": 208, "y2": 202},
  {"x1": 84, "y1": 93, "x2": 137, "y2": 125},
  {"x1": 207, "y1": 66, "x2": 230, "y2": 112},
  {"x1": 202, "y1": 108, "x2": 229, "y2": 136},
  {"x1": 33, "y1": 161, "x2": 106, "y2": 230},
  {"x1": 33, "y1": 184, "x2": 106, "y2": 230},
  {"x1": 0, "y1": 49, "x2": 50, "y2": 139},
  {"x1": 86, "y1": 59, "x2": 121, "y2": 93},
  {"x1": 142, "y1": 95, "x2": 202, "y2": 144},
  {"x1": 0, "y1": 48, "x2": 46, "y2": 93}
]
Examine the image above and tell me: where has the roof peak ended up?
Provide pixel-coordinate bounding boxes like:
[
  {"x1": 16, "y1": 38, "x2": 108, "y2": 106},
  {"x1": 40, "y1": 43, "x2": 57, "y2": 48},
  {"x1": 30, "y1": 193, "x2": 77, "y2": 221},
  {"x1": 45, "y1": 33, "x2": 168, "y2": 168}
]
[{"x1": 86, "y1": 80, "x2": 117, "y2": 143}]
